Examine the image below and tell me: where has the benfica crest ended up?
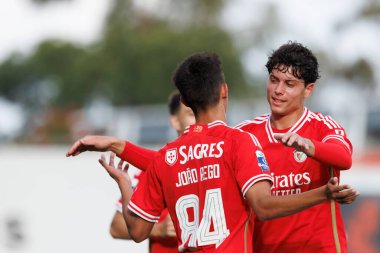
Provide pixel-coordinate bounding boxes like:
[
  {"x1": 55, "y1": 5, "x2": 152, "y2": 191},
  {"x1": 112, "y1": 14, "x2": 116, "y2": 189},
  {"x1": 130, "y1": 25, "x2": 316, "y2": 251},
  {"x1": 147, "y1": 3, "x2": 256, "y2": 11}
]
[
  {"x1": 165, "y1": 148, "x2": 178, "y2": 166},
  {"x1": 293, "y1": 150, "x2": 307, "y2": 163}
]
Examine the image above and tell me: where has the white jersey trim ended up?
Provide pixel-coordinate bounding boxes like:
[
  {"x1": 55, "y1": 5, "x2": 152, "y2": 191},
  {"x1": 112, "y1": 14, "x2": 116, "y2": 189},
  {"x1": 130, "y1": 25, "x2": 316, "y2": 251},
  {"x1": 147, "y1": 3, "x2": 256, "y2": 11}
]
[
  {"x1": 288, "y1": 108, "x2": 310, "y2": 133},
  {"x1": 236, "y1": 128, "x2": 263, "y2": 149},
  {"x1": 242, "y1": 174, "x2": 273, "y2": 197},
  {"x1": 208, "y1": 120, "x2": 226, "y2": 128},
  {"x1": 184, "y1": 120, "x2": 226, "y2": 133},
  {"x1": 128, "y1": 201, "x2": 160, "y2": 223},
  {"x1": 261, "y1": 109, "x2": 311, "y2": 144},
  {"x1": 116, "y1": 200, "x2": 122, "y2": 213},
  {"x1": 309, "y1": 112, "x2": 334, "y2": 129},
  {"x1": 236, "y1": 109, "x2": 351, "y2": 154},
  {"x1": 234, "y1": 115, "x2": 268, "y2": 129}
]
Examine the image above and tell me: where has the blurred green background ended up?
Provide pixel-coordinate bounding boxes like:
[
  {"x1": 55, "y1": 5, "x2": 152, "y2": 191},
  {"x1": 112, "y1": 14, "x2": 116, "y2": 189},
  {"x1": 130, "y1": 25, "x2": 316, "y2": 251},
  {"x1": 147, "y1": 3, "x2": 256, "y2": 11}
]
[
  {"x1": 0, "y1": 1, "x2": 379, "y2": 253},
  {"x1": 0, "y1": 0, "x2": 379, "y2": 145}
]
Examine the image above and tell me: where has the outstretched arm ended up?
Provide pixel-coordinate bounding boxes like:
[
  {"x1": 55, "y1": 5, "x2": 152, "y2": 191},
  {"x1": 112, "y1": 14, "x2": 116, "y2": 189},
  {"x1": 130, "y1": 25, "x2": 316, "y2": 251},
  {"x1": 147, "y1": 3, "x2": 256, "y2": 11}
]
[
  {"x1": 274, "y1": 133, "x2": 352, "y2": 170},
  {"x1": 118, "y1": 141, "x2": 158, "y2": 172},
  {"x1": 66, "y1": 136, "x2": 125, "y2": 157},
  {"x1": 246, "y1": 177, "x2": 359, "y2": 221},
  {"x1": 66, "y1": 136, "x2": 157, "y2": 172}
]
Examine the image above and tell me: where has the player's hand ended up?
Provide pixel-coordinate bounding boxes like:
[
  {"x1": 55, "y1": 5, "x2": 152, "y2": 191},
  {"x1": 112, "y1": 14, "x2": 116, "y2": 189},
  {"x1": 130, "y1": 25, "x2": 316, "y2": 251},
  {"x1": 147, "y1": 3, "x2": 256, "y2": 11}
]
[
  {"x1": 66, "y1": 135, "x2": 123, "y2": 157},
  {"x1": 325, "y1": 177, "x2": 359, "y2": 204},
  {"x1": 99, "y1": 152, "x2": 131, "y2": 186},
  {"x1": 274, "y1": 133, "x2": 315, "y2": 156}
]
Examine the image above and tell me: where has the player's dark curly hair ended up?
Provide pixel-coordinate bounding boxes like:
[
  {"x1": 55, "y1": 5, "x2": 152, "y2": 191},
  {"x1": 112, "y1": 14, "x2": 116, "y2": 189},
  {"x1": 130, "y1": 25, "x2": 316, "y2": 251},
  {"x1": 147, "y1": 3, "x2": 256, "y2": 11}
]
[
  {"x1": 265, "y1": 41, "x2": 320, "y2": 85},
  {"x1": 172, "y1": 52, "x2": 225, "y2": 114}
]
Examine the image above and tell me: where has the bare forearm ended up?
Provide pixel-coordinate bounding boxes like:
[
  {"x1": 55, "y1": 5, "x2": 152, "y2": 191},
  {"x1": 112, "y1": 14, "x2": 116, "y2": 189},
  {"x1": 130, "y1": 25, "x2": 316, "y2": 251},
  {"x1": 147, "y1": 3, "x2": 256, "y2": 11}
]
[
  {"x1": 110, "y1": 211, "x2": 131, "y2": 239},
  {"x1": 248, "y1": 184, "x2": 327, "y2": 221},
  {"x1": 118, "y1": 181, "x2": 152, "y2": 242},
  {"x1": 265, "y1": 187, "x2": 326, "y2": 220},
  {"x1": 118, "y1": 180, "x2": 134, "y2": 228}
]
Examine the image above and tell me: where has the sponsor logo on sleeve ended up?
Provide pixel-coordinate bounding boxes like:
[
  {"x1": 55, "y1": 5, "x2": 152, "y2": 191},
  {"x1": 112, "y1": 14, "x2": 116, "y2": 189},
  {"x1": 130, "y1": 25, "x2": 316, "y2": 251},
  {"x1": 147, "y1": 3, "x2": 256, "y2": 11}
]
[
  {"x1": 165, "y1": 148, "x2": 178, "y2": 166},
  {"x1": 255, "y1": 150, "x2": 269, "y2": 171},
  {"x1": 293, "y1": 150, "x2": 307, "y2": 163}
]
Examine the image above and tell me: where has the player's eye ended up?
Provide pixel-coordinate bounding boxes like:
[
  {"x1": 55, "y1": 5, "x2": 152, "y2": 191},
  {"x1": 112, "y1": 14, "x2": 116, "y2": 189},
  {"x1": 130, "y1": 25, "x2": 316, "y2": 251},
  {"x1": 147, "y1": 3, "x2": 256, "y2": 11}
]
[{"x1": 270, "y1": 77, "x2": 277, "y2": 83}]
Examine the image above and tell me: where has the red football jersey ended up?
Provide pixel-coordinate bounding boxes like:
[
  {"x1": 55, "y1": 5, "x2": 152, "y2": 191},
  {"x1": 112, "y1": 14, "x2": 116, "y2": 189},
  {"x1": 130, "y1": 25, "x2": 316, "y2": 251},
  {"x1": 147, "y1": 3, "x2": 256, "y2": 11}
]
[
  {"x1": 129, "y1": 121, "x2": 273, "y2": 252},
  {"x1": 236, "y1": 108, "x2": 352, "y2": 253}
]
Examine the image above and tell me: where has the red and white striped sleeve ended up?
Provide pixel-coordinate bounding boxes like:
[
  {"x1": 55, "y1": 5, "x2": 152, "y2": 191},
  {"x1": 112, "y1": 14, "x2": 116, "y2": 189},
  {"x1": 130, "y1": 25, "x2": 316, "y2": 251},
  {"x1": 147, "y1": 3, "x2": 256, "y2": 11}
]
[
  {"x1": 232, "y1": 131, "x2": 273, "y2": 197},
  {"x1": 128, "y1": 160, "x2": 165, "y2": 223}
]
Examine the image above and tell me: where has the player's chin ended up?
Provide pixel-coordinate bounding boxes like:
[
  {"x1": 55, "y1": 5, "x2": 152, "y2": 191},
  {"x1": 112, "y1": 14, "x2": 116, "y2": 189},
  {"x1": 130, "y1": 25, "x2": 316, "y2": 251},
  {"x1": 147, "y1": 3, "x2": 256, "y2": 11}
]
[{"x1": 269, "y1": 105, "x2": 287, "y2": 116}]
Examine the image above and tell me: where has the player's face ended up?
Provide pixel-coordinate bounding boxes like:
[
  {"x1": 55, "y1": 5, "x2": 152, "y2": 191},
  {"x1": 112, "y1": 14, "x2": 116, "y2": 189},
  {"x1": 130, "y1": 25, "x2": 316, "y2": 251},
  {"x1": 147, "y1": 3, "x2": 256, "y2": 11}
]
[
  {"x1": 175, "y1": 103, "x2": 195, "y2": 134},
  {"x1": 266, "y1": 67, "x2": 314, "y2": 118}
]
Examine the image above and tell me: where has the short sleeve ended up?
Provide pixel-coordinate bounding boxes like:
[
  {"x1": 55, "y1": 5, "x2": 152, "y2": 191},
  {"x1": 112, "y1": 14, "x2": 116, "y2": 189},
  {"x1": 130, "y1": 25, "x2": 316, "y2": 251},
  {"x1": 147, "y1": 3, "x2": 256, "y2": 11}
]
[
  {"x1": 128, "y1": 160, "x2": 165, "y2": 223},
  {"x1": 233, "y1": 131, "x2": 273, "y2": 197}
]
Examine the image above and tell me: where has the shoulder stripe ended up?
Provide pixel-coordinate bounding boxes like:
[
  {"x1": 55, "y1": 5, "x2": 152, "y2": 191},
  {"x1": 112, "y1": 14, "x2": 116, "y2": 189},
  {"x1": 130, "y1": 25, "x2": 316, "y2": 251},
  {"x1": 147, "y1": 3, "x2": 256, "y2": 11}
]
[
  {"x1": 309, "y1": 112, "x2": 333, "y2": 129},
  {"x1": 325, "y1": 116, "x2": 338, "y2": 128},
  {"x1": 249, "y1": 134, "x2": 262, "y2": 149},
  {"x1": 326, "y1": 116, "x2": 342, "y2": 129},
  {"x1": 234, "y1": 119, "x2": 266, "y2": 129},
  {"x1": 242, "y1": 174, "x2": 273, "y2": 197},
  {"x1": 128, "y1": 201, "x2": 160, "y2": 223},
  {"x1": 255, "y1": 114, "x2": 269, "y2": 120},
  {"x1": 236, "y1": 128, "x2": 263, "y2": 149},
  {"x1": 234, "y1": 120, "x2": 251, "y2": 129},
  {"x1": 248, "y1": 131, "x2": 262, "y2": 149},
  {"x1": 310, "y1": 112, "x2": 345, "y2": 130}
]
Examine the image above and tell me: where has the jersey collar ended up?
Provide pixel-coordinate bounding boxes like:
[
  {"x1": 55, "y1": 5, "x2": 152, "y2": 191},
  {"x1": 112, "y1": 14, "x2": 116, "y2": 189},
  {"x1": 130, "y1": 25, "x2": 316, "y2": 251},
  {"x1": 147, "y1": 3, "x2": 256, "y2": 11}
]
[
  {"x1": 184, "y1": 120, "x2": 226, "y2": 134},
  {"x1": 265, "y1": 107, "x2": 310, "y2": 143}
]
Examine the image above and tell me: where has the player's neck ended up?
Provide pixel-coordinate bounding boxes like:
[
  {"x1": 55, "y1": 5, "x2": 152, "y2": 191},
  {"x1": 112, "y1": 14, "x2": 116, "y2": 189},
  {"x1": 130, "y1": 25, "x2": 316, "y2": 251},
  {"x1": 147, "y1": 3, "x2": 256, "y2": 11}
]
[
  {"x1": 195, "y1": 105, "x2": 227, "y2": 125},
  {"x1": 270, "y1": 108, "x2": 304, "y2": 130}
]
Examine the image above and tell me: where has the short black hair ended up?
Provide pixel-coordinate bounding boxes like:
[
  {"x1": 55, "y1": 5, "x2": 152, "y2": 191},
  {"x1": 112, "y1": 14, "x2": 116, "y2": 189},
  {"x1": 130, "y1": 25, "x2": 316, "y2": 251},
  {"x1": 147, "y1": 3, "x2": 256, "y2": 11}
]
[
  {"x1": 168, "y1": 90, "x2": 181, "y2": 116},
  {"x1": 266, "y1": 41, "x2": 320, "y2": 85},
  {"x1": 172, "y1": 52, "x2": 225, "y2": 114}
]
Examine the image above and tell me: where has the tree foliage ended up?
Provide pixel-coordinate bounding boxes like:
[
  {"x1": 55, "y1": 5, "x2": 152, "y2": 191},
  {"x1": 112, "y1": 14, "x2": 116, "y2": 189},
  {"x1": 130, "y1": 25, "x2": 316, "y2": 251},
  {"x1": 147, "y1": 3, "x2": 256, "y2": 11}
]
[{"x1": 0, "y1": 0, "x2": 248, "y2": 108}]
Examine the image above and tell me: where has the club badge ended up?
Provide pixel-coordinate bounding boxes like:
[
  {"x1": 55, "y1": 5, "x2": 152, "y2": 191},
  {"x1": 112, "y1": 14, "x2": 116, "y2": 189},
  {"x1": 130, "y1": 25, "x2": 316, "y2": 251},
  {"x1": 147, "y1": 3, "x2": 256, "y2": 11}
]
[
  {"x1": 165, "y1": 148, "x2": 178, "y2": 166},
  {"x1": 294, "y1": 150, "x2": 307, "y2": 163}
]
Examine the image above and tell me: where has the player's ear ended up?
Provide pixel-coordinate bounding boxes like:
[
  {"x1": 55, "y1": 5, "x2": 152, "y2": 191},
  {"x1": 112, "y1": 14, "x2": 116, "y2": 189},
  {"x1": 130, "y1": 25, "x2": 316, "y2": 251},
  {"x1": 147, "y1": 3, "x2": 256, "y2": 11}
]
[
  {"x1": 220, "y1": 83, "x2": 228, "y2": 99},
  {"x1": 170, "y1": 115, "x2": 181, "y2": 132},
  {"x1": 304, "y1": 83, "x2": 314, "y2": 98}
]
